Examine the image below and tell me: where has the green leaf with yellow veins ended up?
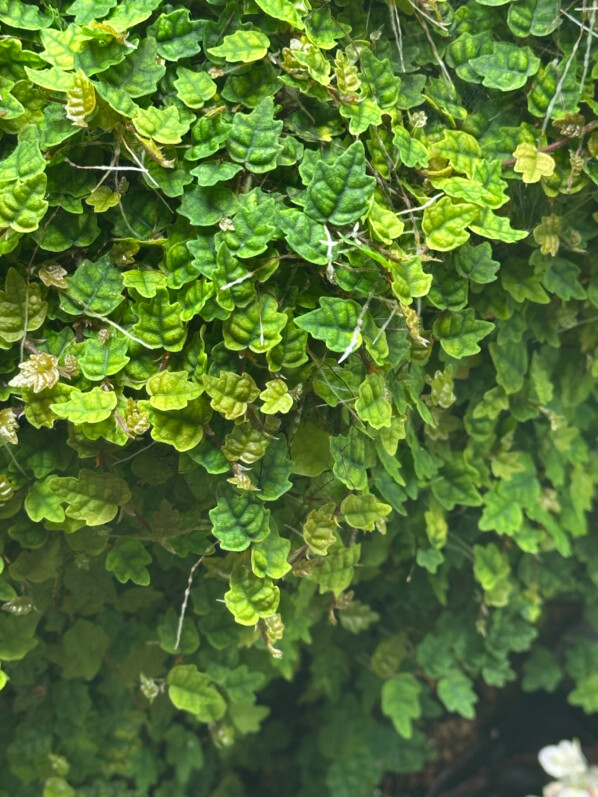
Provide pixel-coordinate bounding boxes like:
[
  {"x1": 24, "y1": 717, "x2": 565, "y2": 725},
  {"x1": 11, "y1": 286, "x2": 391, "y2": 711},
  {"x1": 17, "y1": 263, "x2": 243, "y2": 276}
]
[
  {"x1": 469, "y1": 208, "x2": 528, "y2": 243},
  {"x1": 0, "y1": 77, "x2": 25, "y2": 121},
  {"x1": 340, "y1": 98, "x2": 382, "y2": 135},
  {"x1": 251, "y1": 528, "x2": 291, "y2": 579},
  {"x1": 60, "y1": 255, "x2": 124, "y2": 317},
  {"x1": 433, "y1": 130, "x2": 482, "y2": 179},
  {"x1": 147, "y1": 8, "x2": 201, "y2": 61},
  {"x1": 432, "y1": 162, "x2": 508, "y2": 210},
  {"x1": 168, "y1": 665, "x2": 226, "y2": 721},
  {"x1": 85, "y1": 185, "x2": 120, "y2": 212},
  {"x1": 527, "y1": 62, "x2": 580, "y2": 119},
  {"x1": 106, "y1": 0, "x2": 162, "y2": 31},
  {"x1": 433, "y1": 309, "x2": 494, "y2": 358},
  {"x1": 66, "y1": 0, "x2": 115, "y2": 24},
  {"x1": 512, "y1": 142, "x2": 555, "y2": 184},
  {"x1": 355, "y1": 373, "x2": 392, "y2": 430},
  {"x1": 0, "y1": 174, "x2": 48, "y2": 233},
  {"x1": 312, "y1": 543, "x2": 361, "y2": 596},
  {"x1": 507, "y1": 0, "x2": 559, "y2": 37},
  {"x1": 360, "y1": 48, "x2": 401, "y2": 109},
  {"x1": 284, "y1": 38, "x2": 331, "y2": 84},
  {"x1": 252, "y1": 437, "x2": 293, "y2": 500},
  {"x1": 210, "y1": 483, "x2": 271, "y2": 551},
  {"x1": 208, "y1": 29, "x2": 270, "y2": 63},
  {"x1": 368, "y1": 192, "x2": 404, "y2": 244},
  {"x1": 106, "y1": 538, "x2": 152, "y2": 586},
  {"x1": 78, "y1": 335, "x2": 130, "y2": 381},
  {"x1": 255, "y1": 0, "x2": 307, "y2": 27},
  {"x1": 24, "y1": 476, "x2": 66, "y2": 524},
  {"x1": 427, "y1": 265, "x2": 468, "y2": 312},
  {"x1": 0, "y1": 268, "x2": 46, "y2": 343},
  {"x1": 49, "y1": 469, "x2": 131, "y2": 526},
  {"x1": 25, "y1": 65, "x2": 75, "y2": 93},
  {"x1": 335, "y1": 50, "x2": 361, "y2": 94},
  {"x1": 381, "y1": 672, "x2": 421, "y2": 738},
  {"x1": 174, "y1": 67, "x2": 217, "y2": 110},
  {"x1": 133, "y1": 106, "x2": 190, "y2": 145},
  {"x1": 304, "y1": 141, "x2": 376, "y2": 226},
  {"x1": 295, "y1": 297, "x2": 362, "y2": 354},
  {"x1": 22, "y1": 383, "x2": 75, "y2": 429},
  {"x1": 446, "y1": 32, "x2": 494, "y2": 83},
  {"x1": 203, "y1": 371, "x2": 259, "y2": 420},
  {"x1": 303, "y1": 502, "x2": 338, "y2": 555},
  {"x1": 267, "y1": 311, "x2": 309, "y2": 371},
  {"x1": 0, "y1": 0, "x2": 52, "y2": 28},
  {"x1": 454, "y1": 241, "x2": 500, "y2": 284},
  {"x1": 122, "y1": 270, "x2": 167, "y2": 298},
  {"x1": 99, "y1": 37, "x2": 165, "y2": 98},
  {"x1": 132, "y1": 290, "x2": 187, "y2": 351},
  {"x1": 180, "y1": 279, "x2": 215, "y2": 321},
  {"x1": 223, "y1": 295, "x2": 287, "y2": 354},
  {"x1": 390, "y1": 256, "x2": 432, "y2": 304},
  {"x1": 438, "y1": 670, "x2": 478, "y2": 719},
  {"x1": 0, "y1": 125, "x2": 45, "y2": 183},
  {"x1": 146, "y1": 371, "x2": 202, "y2": 412},
  {"x1": 330, "y1": 429, "x2": 369, "y2": 491},
  {"x1": 422, "y1": 197, "x2": 478, "y2": 252},
  {"x1": 469, "y1": 44, "x2": 540, "y2": 91},
  {"x1": 305, "y1": 6, "x2": 347, "y2": 48},
  {"x1": 260, "y1": 380, "x2": 293, "y2": 414},
  {"x1": 145, "y1": 396, "x2": 211, "y2": 452},
  {"x1": 65, "y1": 71, "x2": 96, "y2": 128},
  {"x1": 50, "y1": 387, "x2": 117, "y2": 424},
  {"x1": 179, "y1": 185, "x2": 238, "y2": 227},
  {"x1": 93, "y1": 80, "x2": 139, "y2": 118},
  {"x1": 225, "y1": 564, "x2": 280, "y2": 625},
  {"x1": 275, "y1": 208, "x2": 329, "y2": 265},
  {"x1": 340, "y1": 493, "x2": 392, "y2": 531},
  {"x1": 39, "y1": 25, "x2": 88, "y2": 70},
  {"x1": 223, "y1": 422, "x2": 271, "y2": 465},
  {"x1": 226, "y1": 98, "x2": 283, "y2": 174}
]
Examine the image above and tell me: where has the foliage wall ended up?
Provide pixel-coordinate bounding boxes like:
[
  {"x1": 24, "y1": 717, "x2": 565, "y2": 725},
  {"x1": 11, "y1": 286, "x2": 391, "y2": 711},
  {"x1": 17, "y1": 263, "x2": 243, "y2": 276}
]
[{"x1": 0, "y1": 0, "x2": 598, "y2": 793}]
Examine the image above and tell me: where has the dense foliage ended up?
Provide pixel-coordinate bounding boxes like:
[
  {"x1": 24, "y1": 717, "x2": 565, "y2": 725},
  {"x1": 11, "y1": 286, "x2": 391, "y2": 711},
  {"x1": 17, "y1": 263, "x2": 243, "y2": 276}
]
[{"x1": 0, "y1": 0, "x2": 598, "y2": 793}]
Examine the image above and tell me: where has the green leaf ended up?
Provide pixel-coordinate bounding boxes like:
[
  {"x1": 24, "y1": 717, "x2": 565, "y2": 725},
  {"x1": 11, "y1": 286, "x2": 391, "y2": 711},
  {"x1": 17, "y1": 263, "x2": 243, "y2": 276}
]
[
  {"x1": 303, "y1": 502, "x2": 338, "y2": 555},
  {"x1": 304, "y1": 141, "x2": 376, "y2": 226},
  {"x1": 208, "y1": 29, "x2": 270, "y2": 63},
  {"x1": 0, "y1": 614, "x2": 38, "y2": 661},
  {"x1": 0, "y1": 174, "x2": 48, "y2": 233},
  {"x1": 260, "y1": 380, "x2": 293, "y2": 414},
  {"x1": 422, "y1": 198, "x2": 478, "y2": 252},
  {"x1": 507, "y1": 0, "x2": 560, "y2": 37},
  {"x1": 473, "y1": 543, "x2": 510, "y2": 590},
  {"x1": 469, "y1": 44, "x2": 540, "y2": 91},
  {"x1": 106, "y1": 0, "x2": 162, "y2": 31},
  {"x1": 381, "y1": 673, "x2": 422, "y2": 739},
  {"x1": 0, "y1": 268, "x2": 46, "y2": 343},
  {"x1": 454, "y1": 242, "x2": 500, "y2": 284},
  {"x1": 433, "y1": 130, "x2": 482, "y2": 179},
  {"x1": 99, "y1": 37, "x2": 165, "y2": 98},
  {"x1": 132, "y1": 290, "x2": 187, "y2": 351},
  {"x1": 0, "y1": 0, "x2": 52, "y2": 28},
  {"x1": 43, "y1": 778, "x2": 75, "y2": 797},
  {"x1": 469, "y1": 208, "x2": 528, "y2": 243},
  {"x1": 168, "y1": 665, "x2": 227, "y2": 721},
  {"x1": 0, "y1": 125, "x2": 45, "y2": 182},
  {"x1": 489, "y1": 340, "x2": 528, "y2": 394},
  {"x1": 527, "y1": 62, "x2": 580, "y2": 119},
  {"x1": 339, "y1": 98, "x2": 383, "y2": 136},
  {"x1": 224, "y1": 564, "x2": 280, "y2": 625},
  {"x1": 49, "y1": 469, "x2": 131, "y2": 526},
  {"x1": 355, "y1": 373, "x2": 392, "y2": 430},
  {"x1": 225, "y1": 98, "x2": 283, "y2": 174},
  {"x1": 437, "y1": 670, "x2": 478, "y2": 719},
  {"x1": 203, "y1": 370, "x2": 260, "y2": 420},
  {"x1": 174, "y1": 67, "x2": 217, "y2": 109},
  {"x1": 209, "y1": 482, "x2": 271, "y2": 551},
  {"x1": 50, "y1": 387, "x2": 116, "y2": 424},
  {"x1": 392, "y1": 126, "x2": 429, "y2": 168},
  {"x1": 146, "y1": 371, "x2": 202, "y2": 411},
  {"x1": 390, "y1": 256, "x2": 432, "y2": 303},
  {"x1": 146, "y1": 397, "x2": 212, "y2": 452},
  {"x1": 60, "y1": 255, "x2": 124, "y2": 317},
  {"x1": 295, "y1": 297, "x2": 362, "y2": 354},
  {"x1": 340, "y1": 493, "x2": 392, "y2": 531},
  {"x1": 60, "y1": 619, "x2": 110, "y2": 680},
  {"x1": 191, "y1": 160, "x2": 243, "y2": 187},
  {"x1": 147, "y1": 9, "x2": 202, "y2": 60},
  {"x1": 78, "y1": 334, "x2": 130, "y2": 381},
  {"x1": 223, "y1": 295, "x2": 287, "y2": 353},
  {"x1": 433, "y1": 309, "x2": 494, "y2": 358},
  {"x1": 312, "y1": 543, "x2": 361, "y2": 595},
  {"x1": 179, "y1": 185, "x2": 238, "y2": 227},
  {"x1": 361, "y1": 48, "x2": 401, "y2": 109},
  {"x1": 24, "y1": 476, "x2": 66, "y2": 524},
  {"x1": 276, "y1": 208, "x2": 329, "y2": 265},
  {"x1": 512, "y1": 142, "x2": 555, "y2": 183},
  {"x1": 133, "y1": 106, "x2": 190, "y2": 145},
  {"x1": 255, "y1": 0, "x2": 306, "y2": 28},
  {"x1": 251, "y1": 527, "x2": 291, "y2": 579},
  {"x1": 106, "y1": 538, "x2": 152, "y2": 586},
  {"x1": 569, "y1": 675, "x2": 598, "y2": 714}
]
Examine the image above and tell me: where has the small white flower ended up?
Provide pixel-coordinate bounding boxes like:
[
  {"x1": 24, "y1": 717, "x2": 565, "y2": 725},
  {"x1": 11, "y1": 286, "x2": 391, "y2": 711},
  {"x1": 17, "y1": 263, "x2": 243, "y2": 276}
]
[{"x1": 539, "y1": 740, "x2": 588, "y2": 780}]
